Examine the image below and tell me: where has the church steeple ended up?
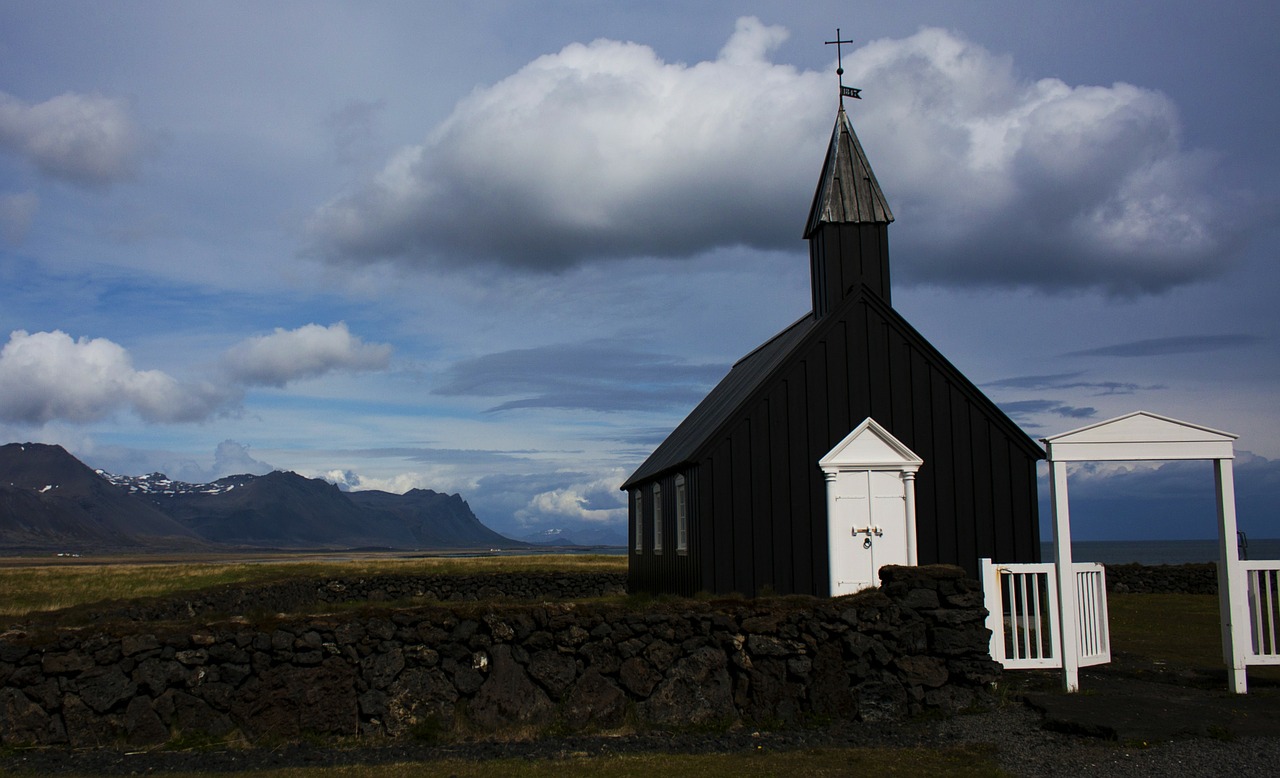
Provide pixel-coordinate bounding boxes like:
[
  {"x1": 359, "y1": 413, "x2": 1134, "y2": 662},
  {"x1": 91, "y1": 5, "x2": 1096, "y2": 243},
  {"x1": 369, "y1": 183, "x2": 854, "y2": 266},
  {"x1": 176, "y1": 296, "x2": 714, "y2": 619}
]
[
  {"x1": 805, "y1": 82, "x2": 894, "y2": 315},
  {"x1": 805, "y1": 106, "x2": 894, "y2": 235}
]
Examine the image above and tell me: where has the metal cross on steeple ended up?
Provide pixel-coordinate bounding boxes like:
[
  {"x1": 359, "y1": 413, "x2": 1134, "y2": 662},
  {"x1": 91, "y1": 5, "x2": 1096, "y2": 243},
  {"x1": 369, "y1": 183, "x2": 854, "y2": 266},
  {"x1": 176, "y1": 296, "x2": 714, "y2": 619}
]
[{"x1": 825, "y1": 28, "x2": 861, "y2": 107}]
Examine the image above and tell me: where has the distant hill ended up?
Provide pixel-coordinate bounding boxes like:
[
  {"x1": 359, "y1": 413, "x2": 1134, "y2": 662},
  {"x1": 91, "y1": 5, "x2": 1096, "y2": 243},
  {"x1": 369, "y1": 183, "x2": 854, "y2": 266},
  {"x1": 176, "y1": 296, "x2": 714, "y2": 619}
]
[
  {"x1": 0, "y1": 442, "x2": 523, "y2": 553},
  {"x1": 346, "y1": 488, "x2": 514, "y2": 549},
  {"x1": 0, "y1": 443, "x2": 205, "y2": 551}
]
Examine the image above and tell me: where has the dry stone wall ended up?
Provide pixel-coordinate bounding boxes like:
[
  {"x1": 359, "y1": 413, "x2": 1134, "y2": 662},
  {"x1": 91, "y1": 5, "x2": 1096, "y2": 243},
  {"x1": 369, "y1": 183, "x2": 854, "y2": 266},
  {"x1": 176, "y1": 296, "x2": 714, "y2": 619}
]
[
  {"x1": 0, "y1": 565, "x2": 998, "y2": 747},
  {"x1": 1105, "y1": 563, "x2": 1218, "y2": 594}
]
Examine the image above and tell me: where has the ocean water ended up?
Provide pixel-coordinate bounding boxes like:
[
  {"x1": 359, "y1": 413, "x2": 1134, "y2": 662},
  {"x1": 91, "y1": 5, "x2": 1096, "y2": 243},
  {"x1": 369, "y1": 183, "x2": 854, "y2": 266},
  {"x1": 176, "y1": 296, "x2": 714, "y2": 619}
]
[{"x1": 1039, "y1": 538, "x2": 1280, "y2": 565}]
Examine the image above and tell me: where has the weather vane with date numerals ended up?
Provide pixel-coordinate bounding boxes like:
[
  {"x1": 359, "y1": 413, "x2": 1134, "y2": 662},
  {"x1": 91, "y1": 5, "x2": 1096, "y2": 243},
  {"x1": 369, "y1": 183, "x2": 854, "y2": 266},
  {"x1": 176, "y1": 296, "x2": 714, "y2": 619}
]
[{"x1": 825, "y1": 29, "x2": 862, "y2": 107}]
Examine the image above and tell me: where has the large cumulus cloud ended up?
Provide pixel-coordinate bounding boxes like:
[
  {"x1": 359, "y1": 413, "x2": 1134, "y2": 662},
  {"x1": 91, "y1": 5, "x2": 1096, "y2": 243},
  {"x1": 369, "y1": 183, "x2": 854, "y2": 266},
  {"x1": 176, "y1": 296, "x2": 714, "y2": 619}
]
[
  {"x1": 0, "y1": 330, "x2": 230, "y2": 423},
  {"x1": 846, "y1": 28, "x2": 1239, "y2": 292},
  {"x1": 309, "y1": 17, "x2": 825, "y2": 270},
  {"x1": 309, "y1": 20, "x2": 1246, "y2": 294},
  {"x1": 0, "y1": 91, "x2": 143, "y2": 186}
]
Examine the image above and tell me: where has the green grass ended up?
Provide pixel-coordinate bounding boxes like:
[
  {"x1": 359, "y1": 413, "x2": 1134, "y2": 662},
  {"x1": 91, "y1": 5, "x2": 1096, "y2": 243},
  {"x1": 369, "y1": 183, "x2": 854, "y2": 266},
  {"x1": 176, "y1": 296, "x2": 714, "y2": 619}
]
[
  {"x1": 0, "y1": 554, "x2": 626, "y2": 618},
  {"x1": 1108, "y1": 593, "x2": 1224, "y2": 667},
  {"x1": 1106, "y1": 592, "x2": 1280, "y2": 682}
]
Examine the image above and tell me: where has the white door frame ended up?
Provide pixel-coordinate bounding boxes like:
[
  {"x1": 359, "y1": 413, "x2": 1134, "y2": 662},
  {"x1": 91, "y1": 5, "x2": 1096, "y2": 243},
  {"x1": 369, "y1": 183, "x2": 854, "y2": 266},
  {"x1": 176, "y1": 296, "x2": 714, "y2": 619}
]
[{"x1": 820, "y1": 417, "x2": 923, "y2": 595}]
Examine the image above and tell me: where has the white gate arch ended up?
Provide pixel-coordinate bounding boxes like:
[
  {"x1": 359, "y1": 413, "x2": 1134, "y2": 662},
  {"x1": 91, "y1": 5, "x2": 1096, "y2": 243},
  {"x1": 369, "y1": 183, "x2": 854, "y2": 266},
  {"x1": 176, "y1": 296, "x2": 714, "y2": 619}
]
[{"x1": 1041, "y1": 411, "x2": 1254, "y2": 693}]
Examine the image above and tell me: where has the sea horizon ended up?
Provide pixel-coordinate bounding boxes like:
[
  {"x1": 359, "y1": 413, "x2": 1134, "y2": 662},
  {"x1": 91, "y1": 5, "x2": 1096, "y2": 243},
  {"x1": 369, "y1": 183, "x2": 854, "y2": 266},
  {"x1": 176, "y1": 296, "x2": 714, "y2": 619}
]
[{"x1": 1038, "y1": 538, "x2": 1280, "y2": 565}]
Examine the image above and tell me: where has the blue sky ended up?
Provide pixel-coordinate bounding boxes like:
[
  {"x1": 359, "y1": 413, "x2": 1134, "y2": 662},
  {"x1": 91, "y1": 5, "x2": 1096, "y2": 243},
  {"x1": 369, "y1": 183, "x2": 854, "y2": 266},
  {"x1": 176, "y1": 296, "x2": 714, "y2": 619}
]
[{"x1": 1, "y1": 1, "x2": 1276, "y2": 543}]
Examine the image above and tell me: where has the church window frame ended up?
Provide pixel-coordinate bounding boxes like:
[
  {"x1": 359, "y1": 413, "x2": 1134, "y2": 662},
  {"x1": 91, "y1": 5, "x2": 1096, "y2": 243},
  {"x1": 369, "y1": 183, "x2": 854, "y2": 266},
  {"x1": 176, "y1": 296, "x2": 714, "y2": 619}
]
[
  {"x1": 633, "y1": 489, "x2": 643, "y2": 553},
  {"x1": 652, "y1": 483, "x2": 663, "y2": 554},
  {"x1": 675, "y1": 474, "x2": 688, "y2": 554}
]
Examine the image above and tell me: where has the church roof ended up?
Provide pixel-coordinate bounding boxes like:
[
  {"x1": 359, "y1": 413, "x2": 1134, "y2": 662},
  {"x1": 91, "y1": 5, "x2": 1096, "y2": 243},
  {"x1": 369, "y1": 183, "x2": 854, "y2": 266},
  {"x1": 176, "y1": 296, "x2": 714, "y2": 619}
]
[
  {"x1": 621, "y1": 286, "x2": 1043, "y2": 489},
  {"x1": 803, "y1": 106, "x2": 894, "y2": 237},
  {"x1": 622, "y1": 312, "x2": 816, "y2": 487}
]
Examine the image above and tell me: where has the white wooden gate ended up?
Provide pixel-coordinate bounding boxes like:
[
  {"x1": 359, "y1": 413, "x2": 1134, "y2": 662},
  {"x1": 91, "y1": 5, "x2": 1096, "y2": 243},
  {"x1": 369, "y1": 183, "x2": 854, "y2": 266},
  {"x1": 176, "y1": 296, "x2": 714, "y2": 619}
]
[
  {"x1": 1245, "y1": 562, "x2": 1280, "y2": 665},
  {"x1": 980, "y1": 559, "x2": 1110, "y2": 670}
]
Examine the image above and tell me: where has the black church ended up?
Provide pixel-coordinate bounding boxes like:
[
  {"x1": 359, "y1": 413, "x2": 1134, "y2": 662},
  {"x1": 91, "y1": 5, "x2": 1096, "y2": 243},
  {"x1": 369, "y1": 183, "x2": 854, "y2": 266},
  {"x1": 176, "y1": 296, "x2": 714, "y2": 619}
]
[{"x1": 622, "y1": 103, "x2": 1044, "y2": 597}]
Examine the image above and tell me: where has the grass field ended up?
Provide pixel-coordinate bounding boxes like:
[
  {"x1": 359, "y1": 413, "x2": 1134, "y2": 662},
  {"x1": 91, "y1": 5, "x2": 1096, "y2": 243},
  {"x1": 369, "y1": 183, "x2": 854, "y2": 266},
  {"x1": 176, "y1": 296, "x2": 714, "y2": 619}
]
[{"x1": 0, "y1": 553, "x2": 627, "y2": 618}]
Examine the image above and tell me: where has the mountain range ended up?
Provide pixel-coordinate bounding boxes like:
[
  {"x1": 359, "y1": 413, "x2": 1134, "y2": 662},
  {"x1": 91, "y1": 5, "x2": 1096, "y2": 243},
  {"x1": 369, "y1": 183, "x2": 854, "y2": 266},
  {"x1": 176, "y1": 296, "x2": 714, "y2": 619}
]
[{"x1": 0, "y1": 442, "x2": 524, "y2": 553}]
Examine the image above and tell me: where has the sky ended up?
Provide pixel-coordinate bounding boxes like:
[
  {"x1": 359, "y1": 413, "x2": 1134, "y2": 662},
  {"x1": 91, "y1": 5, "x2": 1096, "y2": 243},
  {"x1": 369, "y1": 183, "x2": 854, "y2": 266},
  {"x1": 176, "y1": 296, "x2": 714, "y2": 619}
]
[{"x1": 1, "y1": 1, "x2": 1277, "y2": 544}]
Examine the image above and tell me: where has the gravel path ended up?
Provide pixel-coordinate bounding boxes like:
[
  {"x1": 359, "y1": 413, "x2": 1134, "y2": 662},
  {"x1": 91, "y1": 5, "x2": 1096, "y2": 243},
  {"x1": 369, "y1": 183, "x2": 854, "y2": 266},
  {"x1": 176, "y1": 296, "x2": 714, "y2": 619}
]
[{"x1": 4, "y1": 703, "x2": 1279, "y2": 776}]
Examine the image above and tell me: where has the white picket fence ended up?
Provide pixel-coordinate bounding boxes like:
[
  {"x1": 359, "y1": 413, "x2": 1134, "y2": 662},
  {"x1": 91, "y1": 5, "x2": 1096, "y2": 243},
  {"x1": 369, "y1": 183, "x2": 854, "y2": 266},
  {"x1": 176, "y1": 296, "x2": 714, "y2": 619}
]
[
  {"x1": 1245, "y1": 562, "x2": 1280, "y2": 665},
  {"x1": 979, "y1": 559, "x2": 1110, "y2": 670},
  {"x1": 1073, "y1": 563, "x2": 1110, "y2": 664}
]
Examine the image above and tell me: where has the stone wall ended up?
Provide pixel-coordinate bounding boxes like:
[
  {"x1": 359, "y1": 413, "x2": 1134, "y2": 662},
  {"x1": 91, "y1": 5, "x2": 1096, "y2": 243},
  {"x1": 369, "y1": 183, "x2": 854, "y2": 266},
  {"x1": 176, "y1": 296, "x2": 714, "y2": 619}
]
[
  {"x1": 0, "y1": 565, "x2": 997, "y2": 748},
  {"x1": 1105, "y1": 563, "x2": 1218, "y2": 595}
]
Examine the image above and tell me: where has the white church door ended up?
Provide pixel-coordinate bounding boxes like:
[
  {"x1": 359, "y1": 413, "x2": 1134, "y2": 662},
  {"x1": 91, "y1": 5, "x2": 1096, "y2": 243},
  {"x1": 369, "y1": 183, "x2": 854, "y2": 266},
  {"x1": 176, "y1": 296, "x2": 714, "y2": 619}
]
[{"x1": 820, "y1": 418, "x2": 923, "y2": 597}]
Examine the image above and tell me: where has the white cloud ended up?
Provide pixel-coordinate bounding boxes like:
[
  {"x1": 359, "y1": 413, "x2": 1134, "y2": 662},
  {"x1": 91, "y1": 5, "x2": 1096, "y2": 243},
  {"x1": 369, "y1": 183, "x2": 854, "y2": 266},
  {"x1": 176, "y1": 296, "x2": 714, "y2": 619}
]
[
  {"x1": 846, "y1": 28, "x2": 1233, "y2": 292},
  {"x1": 0, "y1": 192, "x2": 38, "y2": 244},
  {"x1": 0, "y1": 91, "x2": 143, "y2": 186},
  {"x1": 309, "y1": 21, "x2": 1244, "y2": 294},
  {"x1": 221, "y1": 322, "x2": 392, "y2": 387},
  {"x1": 516, "y1": 469, "x2": 628, "y2": 525},
  {"x1": 316, "y1": 467, "x2": 462, "y2": 496},
  {"x1": 212, "y1": 439, "x2": 274, "y2": 478},
  {"x1": 0, "y1": 323, "x2": 392, "y2": 426},
  {"x1": 72, "y1": 439, "x2": 273, "y2": 484},
  {"x1": 309, "y1": 17, "x2": 827, "y2": 270},
  {"x1": 0, "y1": 330, "x2": 233, "y2": 424}
]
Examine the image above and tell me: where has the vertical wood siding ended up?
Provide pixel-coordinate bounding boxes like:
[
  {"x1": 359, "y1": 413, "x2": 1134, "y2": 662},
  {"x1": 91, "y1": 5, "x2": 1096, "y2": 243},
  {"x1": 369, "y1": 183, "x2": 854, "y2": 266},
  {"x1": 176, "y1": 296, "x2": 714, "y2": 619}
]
[
  {"x1": 628, "y1": 466, "x2": 705, "y2": 596},
  {"x1": 629, "y1": 290, "x2": 1041, "y2": 597}
]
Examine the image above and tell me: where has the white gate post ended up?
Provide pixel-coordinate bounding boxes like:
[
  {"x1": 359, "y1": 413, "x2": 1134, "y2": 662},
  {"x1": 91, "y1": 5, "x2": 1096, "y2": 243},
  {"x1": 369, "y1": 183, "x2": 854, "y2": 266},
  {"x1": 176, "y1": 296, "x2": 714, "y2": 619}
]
[
  {"x1": 1215, "y1": 458, "x2": 1249, "y2": 693},
  {"x1": 979, "y1": 558, "x2": 1003, "y2": 664},
  {"x1": 1050, "y1": 460, "x2": 1080, "y2": 692}
]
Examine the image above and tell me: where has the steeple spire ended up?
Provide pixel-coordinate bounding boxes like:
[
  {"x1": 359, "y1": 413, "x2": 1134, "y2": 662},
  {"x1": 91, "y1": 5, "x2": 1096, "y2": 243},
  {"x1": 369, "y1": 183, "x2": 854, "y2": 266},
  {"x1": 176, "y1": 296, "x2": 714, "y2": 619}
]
[
  {"x1": 805, "y1": 32, "x2": 895, "y2": 314},
  {"x1": 804, "y1": 106, "x2": 894, "y2": 236}
]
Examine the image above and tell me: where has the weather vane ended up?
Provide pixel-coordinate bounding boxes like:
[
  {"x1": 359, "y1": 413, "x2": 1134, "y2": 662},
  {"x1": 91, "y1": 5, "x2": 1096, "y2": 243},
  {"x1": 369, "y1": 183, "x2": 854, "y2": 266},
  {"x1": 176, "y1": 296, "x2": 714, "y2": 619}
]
[{"x1": 825, "y1": 28, "x2": 861, "y2": 107}]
